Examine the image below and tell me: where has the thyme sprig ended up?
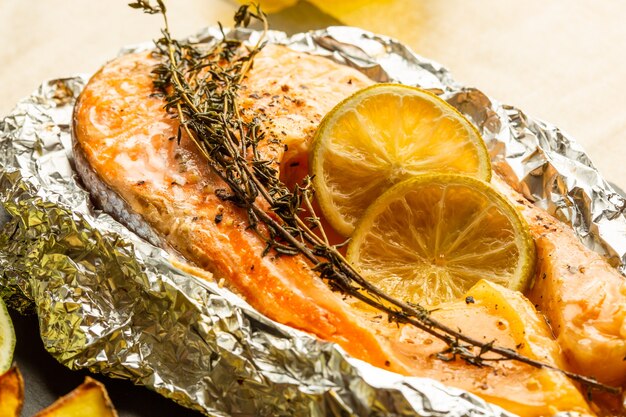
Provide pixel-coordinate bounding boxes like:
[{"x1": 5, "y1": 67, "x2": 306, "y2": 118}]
[{"x1": 129, "y1": 1, "x2": 620, "y2": 396}]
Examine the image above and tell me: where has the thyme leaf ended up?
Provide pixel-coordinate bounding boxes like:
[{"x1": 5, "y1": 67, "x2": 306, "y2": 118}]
[{"x1": 128, "y1": 0, "x2": 165, "y2": 14}]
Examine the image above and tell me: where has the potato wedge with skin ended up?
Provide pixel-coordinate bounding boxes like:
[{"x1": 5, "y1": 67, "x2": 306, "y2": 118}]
[
  {"x1": 33, "y1": 377, "x2": 118, "y2": 417},
  {"x1": 0, "y1": 366, "x2": 24, "y2": 417}
]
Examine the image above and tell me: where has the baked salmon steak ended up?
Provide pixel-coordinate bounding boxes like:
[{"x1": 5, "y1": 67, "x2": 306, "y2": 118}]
[{"x1": 72, "y1": 43, "x2": 626, "y2": 416}]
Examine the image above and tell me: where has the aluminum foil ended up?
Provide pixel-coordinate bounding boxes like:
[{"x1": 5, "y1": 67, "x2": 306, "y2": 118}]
[{"x1": 1, "y1": 25, "x2": 625, "y2": 417}]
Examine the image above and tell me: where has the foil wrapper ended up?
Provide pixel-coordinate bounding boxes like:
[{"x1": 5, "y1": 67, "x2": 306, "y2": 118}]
[{"x1": 1, "y1": 25, "x2": 625, "y2": 417}]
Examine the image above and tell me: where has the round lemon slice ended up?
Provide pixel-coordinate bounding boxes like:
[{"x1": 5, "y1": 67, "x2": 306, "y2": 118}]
[
  {"x1": 346, "y1": 174, "x2": 535, "y2": 307},
  {"x1": 0, "y1": 297, "x2": 15, "y2": 373},
  {"x1": 310, "y1": 83, "x2": 491, "y2": 236}
]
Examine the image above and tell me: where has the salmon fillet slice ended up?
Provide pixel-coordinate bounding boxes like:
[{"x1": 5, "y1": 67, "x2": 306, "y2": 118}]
[
  {"x1": 72, "y1": 44, "x2": 617, "y2": 415},
  {"x1": 72, "y1": 48, "x2": 401, "y2": 374},
  {"x1": 493, "y1": 177, "x2": 626, "y2": 388}
]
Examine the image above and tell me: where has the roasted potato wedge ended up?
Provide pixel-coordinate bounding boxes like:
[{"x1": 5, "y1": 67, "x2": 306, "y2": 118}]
[
  {"x1": 0, "y1": 366, "x2": 24, "y2": 417},
  {"x1": 33, "y1": 377, "x2": 118, "y2": 417}
]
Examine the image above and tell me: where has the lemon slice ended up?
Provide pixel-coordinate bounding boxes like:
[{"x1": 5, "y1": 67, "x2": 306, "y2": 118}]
[
  {"x1": 236, "y1": 0, "x2": 297, "y2": 13},
  {"x1": 346, "y1": 174, "x2": 535, "y2": 307},
  {"x1": 310, "y1": 83, "x2": 491, "y2": 236},
  {"x1": 0, "y1": 297, "x2": 15, "y2": 373}
]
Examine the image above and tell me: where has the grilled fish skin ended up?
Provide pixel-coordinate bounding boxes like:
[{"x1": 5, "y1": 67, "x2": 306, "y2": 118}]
[{"x1": 72, "y1": 44, "x2": 616, "y2": 415}]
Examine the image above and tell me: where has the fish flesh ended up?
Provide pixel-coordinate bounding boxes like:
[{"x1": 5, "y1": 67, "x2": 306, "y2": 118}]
[
  {"x1": 72, "y1": 44, "x2": 625, "y2": 415},
  {"x1": 493, "y1": 177, "x2": 626, "y2": 388}
]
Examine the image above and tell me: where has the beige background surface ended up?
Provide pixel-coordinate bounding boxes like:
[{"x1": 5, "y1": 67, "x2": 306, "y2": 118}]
[{"x1": 1, "y1": 0, "x2": 625, "y2": 189}]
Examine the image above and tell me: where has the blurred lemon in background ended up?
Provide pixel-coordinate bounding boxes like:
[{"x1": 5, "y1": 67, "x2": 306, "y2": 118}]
[
  {"x1": 236, "y1": 0, "x2": 394, "y2": 15},
  {"x1": 240, "y1": 0, "x2": 298, "y2": 13},
  {"x1": 309, "y1": 0, "x2": 396, "y2": 18}
]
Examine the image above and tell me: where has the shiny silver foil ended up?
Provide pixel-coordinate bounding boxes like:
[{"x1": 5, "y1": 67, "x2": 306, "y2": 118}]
[{"x1": 1, "y1": 25, "x2": 624, "y2": 417}]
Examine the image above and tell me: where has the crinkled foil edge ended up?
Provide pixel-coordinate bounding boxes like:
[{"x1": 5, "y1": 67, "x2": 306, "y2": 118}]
[{"x1": 1, "y1": 25, "x2": 624, "y2": 417}]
